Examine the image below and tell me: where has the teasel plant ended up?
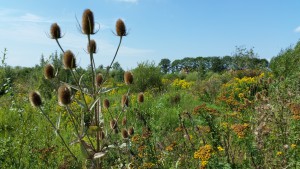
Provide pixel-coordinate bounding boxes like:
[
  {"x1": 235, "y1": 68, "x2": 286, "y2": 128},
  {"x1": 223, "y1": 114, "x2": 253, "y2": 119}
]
[{"x1": 29, "y1": 9, "x2": 137, "y2": 168}]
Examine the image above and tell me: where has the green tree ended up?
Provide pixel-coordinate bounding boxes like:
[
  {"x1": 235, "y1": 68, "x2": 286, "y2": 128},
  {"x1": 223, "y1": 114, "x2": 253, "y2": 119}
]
[{"x1": 158, "y1": 58, "x2": 171, "y2": 74}]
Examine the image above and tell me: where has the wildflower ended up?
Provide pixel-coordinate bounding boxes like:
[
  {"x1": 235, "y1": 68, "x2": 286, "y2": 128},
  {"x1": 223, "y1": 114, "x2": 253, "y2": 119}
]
[
  {"x1": 58, "y1": 85, "x2": 72, "y2": 106},
  {"x1": 201, "y1": 160, "x2": 208, "y2": 167},
  {"x1": 87, "y1": 39, "x2": 97, "y2": 54},
  {"x1": 276, "y1": 151, "x2": 282, "y2": 156},
  {"x1": 63, "y1": 50, "x2": 76, "y2": 69},
  {"x1": 82, "y1": 9, "x2": 95, "y2": 35},
  {"x1": 50, "y1": 23, "x2": 61, "y2": 39},
  {"x1": 217, "y1": 146, "x2": 224, "y2": 151},
  {"x1": 291, "y1": 144, "x2": 296, "y2": 149},
  {"x1": 29, "y1": 91, "x2": 42, "y2": 107},
  {"x1": 194, "y1": 144, "x2": 213, "y2": 161},
  {"x1": 44, "y1": 64, "x2": 55, "y2": 79},
  {"x1": 124, "y1": 71, "x2": 133, "y2": 85},
  {"x1": 116, "y1": 19, "x2": 127, "y2": 36}
]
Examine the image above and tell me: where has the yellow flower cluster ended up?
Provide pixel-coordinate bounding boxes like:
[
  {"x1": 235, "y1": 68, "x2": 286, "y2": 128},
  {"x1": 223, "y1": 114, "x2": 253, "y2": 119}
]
[
  {"x1": 231, "y1": 123, "x2": 249, "y2": 138},
  {"x1": 217, "y1": 146, "x2": 224, "y2": 151},
  {"x1": 142, "y1": 162, "x2": 155, "y2": 168},
  {"x1": 171, "y1": 79, "x2": 193, "y2": 89},
  {"x1": 194, "y1": 144, "x2": 213, "y2": 164},
  {"x1": 165, "y1": 142, "x2": 177, "y2": 151}
]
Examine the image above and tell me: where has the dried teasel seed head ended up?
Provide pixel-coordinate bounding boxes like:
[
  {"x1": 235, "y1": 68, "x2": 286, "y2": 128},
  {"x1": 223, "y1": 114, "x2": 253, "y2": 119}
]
[
  {"x1": 100, "y1": 131, "x2": 105, "y2": 140},
  {"x1": 124, "y1": 71, "x2": 133, "y2": 85},
  {"x1": 44, "y1": 64, "x2": 55, "y2": 79},
  {"x1": 122, "y1": 117, "x2": 127, "y2": 126},
  {"x1": 110, "y1": 119, "x2": 118, "y2": 129},
  {"x1": 267, "y1": 77, "x2": 273, "y2": 84},
  {"x1": 63, "y1": 50, "x2": 76, "y2": 69},
  {"x1": 128, "y1": 127, "x2": 134, "y2": 136},
  {"x1": 121, "y1": 128, "x2": 129, "y2": 139},
  {"x1": 116, "y1": 19, "x2": 127, "y2": 36},
  {"x1": 121, "y1": 94, "x2": 129, "y2": 107},
  {"x1": 95, "y1": 73, "x2": 103, "y2": 86},
  {"x1": 29, "y1": 91, "x2": 42, "y2": 107},
  {"x1": 138, "y1": 92, "x2": 144, "y2": 103},
  {"x1": 255, "y1": 92, "x2": 262, "y2": 101},
  {"x1": 58, "y1": 85, "x2": 72, "y2": 106},
  {"x1": 82, "y1": 9, "x2": 95, "y2": 35},
  {"x1": 50, "y1": 23, "x2": 61, "y2": 39},
  {"x1": 87, "y1": 39, "x2": 97, "y2": 54},
  {"x1": 103, "y1": 99, "x2": 110, "y2": 109}
]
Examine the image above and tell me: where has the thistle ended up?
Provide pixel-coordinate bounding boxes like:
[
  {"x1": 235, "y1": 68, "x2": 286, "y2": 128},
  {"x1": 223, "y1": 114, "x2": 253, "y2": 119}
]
[
  {"x1": 122, "y1": 117, "x2": 127, "y2": 126},
  {"x1": 121, "y1": 94, "x2": 129, "y2": 107},
  {"x1": 82, "y1": 9, "x2": 95, "y2": 35},
  {"x1": 128, "y1": 127, "x2": 134, "y2": 136},
  {"x1": 110, "y1": 119, "x2": 118, "y2": 129},
  {"x1": 50, "y1": 23, "x2": 61, "y2": 39},
  {"x1": 44, "y1": 64, "x2": 55, "y2": 79},
  {"x1": 121, "y1": 129, "x2": 128, "y2": 139},
  {"x1": 58, "y1": 85, "x2": 72, "y2": 106},
  {"x1": 87, "y1": 39, "x2": 97, "y2": 54},
  {"x1": 29, "y1": 91, "x2": 42, "y2": 107},
  {"x1": 124, "y1": 71, "x2": 133, "y2": 85},
  {"x1": 138, "y1": 92, "x2": 144, "y2": 103},
  {"x1": 116, "y1": 19, "x2": 127, "y2": 37},
  {"x1": 96, "y1": 73, "x2": 103, "y2": 86},
  {"x1": 103, "y1": 99, "x2": 110, "y2": 109},
  {"x1": 63, "y1": 50, "x2": 76, "y2": 69}
]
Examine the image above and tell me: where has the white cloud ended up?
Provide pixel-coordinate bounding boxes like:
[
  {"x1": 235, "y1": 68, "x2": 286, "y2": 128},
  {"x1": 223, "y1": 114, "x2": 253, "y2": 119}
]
[{"x1": 294, "y1": 26, "x2": 300, "y2": 33}]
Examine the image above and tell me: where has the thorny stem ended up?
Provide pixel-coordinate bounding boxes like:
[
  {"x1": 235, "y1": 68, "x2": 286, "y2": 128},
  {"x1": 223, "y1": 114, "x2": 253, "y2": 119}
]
[
  {"x1": 55, "y1": 39, "x2": 65, "y2": 53},
  {"x1": 102, "y1": 36, "x2": 123, "y2": 84},
  {"x1": 38, "y1": 107, "x2": 78, "y2": 162}
]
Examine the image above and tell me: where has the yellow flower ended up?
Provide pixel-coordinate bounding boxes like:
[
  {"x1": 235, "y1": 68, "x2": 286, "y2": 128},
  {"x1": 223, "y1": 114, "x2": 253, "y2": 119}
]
[
  {"x1": 291, "y1": 144, "x2": 296, "y2": 149},
  {"x1": 217, "y1": 146, "x2": 224, "y2": 151},
  {"x1": 276, "y1": 151, "x2": 282, "y2": 156},
  {"x1": 201, "y1": 160, "x2": 208, "y2": 167}
]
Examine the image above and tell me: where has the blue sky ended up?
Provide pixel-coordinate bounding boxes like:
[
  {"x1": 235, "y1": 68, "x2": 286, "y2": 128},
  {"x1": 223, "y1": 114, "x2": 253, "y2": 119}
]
[{"x1": 1, "y1": 0, "x2": 300, "y2": 69}]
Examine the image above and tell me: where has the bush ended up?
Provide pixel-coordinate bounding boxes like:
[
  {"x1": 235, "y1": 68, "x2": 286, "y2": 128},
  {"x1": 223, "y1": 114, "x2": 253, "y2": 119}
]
[{"x1": 132, "y1": 61, "x2": 163, "y2": 92}]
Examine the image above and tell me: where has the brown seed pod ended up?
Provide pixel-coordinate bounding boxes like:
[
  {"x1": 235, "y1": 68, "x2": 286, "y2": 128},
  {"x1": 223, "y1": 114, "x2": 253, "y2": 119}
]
[
  {"x1": 267, "y1": 77, "x2": 273, "y2": 84},
  {"x1": 29, "y1": 91, "x2": 42, "y2": 107},
  {"x1": 122, "y1": 117, "x2": 127, "y2": 126},
  {"x1": 110, "y1": 119, "x2": 118, "y2": 129},
  {"x1": 121, "y1": 128, "x2": 128, "y2": 139},
  {"x1": 82, "y1": 9, "x2": 95, "y2": 35},
  {"x1": 113, "y1": 128, "x2": 119, "y2": 134},
  {"x1": 255, "y1": 92, "x2": 262, "y2": 101},
  {"x1": 44, "y1": 64, "x2": 55, "y2": 79},
  {"x1": 95, "y1": 73, "x2": 103, "y2": 86},
  {"x1": 138, "y1": 92, "x2": 144, "y2": 103},
  {"x1": 58, "y1": 85, "x2": 72, "y2": 106},
  {"x1": 128, "y1": 127, "x2": 134, "y2": 136},
  {"x1": 63, "y1": 50, "x2": 76, "y2": 69},
  {"x1": 124, "y1": 71, "x2": 133, "y2": 85},
  {"x1": 121, "y1": 94, "x2": 129, "y2": 107},
  {"x1": 103, "y1": 99, "x2": 110, "y2": 109},
  {"x1": 50, "y1": 23, "x2": 61, "y2": 39},
  {"x1": 87, "y1": 39, "x2": 97, "y2": 54},
  {"x1": 116, "y1": 19, "x2": 127, "y2": 36}
]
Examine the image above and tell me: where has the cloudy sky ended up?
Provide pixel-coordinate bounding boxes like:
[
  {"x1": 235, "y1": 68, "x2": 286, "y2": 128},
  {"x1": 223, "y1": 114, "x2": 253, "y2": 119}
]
[{"x1": 1, "y1": 0, "x2": 300, "y2": 69}]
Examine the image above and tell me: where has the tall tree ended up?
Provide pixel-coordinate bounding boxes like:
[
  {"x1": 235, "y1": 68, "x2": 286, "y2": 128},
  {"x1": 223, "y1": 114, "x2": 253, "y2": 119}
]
[{"x1": 158, "y1": 58, "x2": 171, "y2": 74}]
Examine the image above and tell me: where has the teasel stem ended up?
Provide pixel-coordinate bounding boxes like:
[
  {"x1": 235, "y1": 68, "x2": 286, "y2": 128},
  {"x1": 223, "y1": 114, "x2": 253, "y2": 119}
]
[
  {"x1": 55, "y1": 39, "x2": 65, "y2": 53},
  {"x1": 38, "y1": 107, "x2": 78, "y2": 162},
  {"x1": 69, "y1": 70, "x2": 89, "y2": 111},
  {"x1": 87, "y1": 34, "x2": 96, "y2": 96},
  {"x1": 102, "y1": 36, "x2": 123, "y2": 84}
]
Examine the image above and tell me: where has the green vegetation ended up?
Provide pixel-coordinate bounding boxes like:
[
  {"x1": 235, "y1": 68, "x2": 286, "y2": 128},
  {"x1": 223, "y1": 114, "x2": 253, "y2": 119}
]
[{"x1": 1, "y1": 9, "x2": 300, "y2": 169}]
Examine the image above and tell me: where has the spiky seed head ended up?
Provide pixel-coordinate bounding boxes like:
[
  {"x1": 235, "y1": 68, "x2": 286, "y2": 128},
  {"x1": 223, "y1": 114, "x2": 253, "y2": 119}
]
[
  {"x1": 124, "y1": 71, "x2": 133, "y2": 85},
  {"x1": 116, "y1": 19, "x2": 127, "y2": 36},
  {"x1": 122, "y1": 117, "x2": 127, "y2": 126},
  {"x1": 121, "y1": 94, "x2": 129, "y2": 107},
  {"x1": 58, "y1": 85, "x2": 72, "y2": 106},
  {"x1": 95, "y1": 73, "x2": 103, "y2": 86},
  {"x1": 87, "y1": 39, "x2": 97, "y2": 54},
  {"x1": 121, "y1": 129, "x2": 128, "y2": 139},
  {"x1": 29, "y1": 91, "x2": 42, "y2": 107},
  {"x1": 255, "y1": 92, "x2": 262, "y2": 101},
  {"x1": 128, "y1": 127, "x2": 134, "y2": 136},
  {"x1": 50, "y1": 23, "x2": 61, "y2": 39},
  {"x1": 138, "y1": 92, "x2": 144, "y2": 103},
  {"x1": 103, "y1": 99, "x2": 110, "y2": 109},
  {"x1": 44, "y1": 64, "x2": 55, "y2": 79},
  {"x1": 110, "y1": 119, "x2": 118, "y2": 129},
  {"x1": 100, "y1": 131, "x2": 105, "y2": 140},
  {"x1": 267, "y1": 77, "x2": 273, "y2": 84},
  {"x1": 63, "y1": 50, "x2": 76, "y2": 69},
  {"x1": 82, "y1": 9, "x2": 95, "y2": 35}
]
